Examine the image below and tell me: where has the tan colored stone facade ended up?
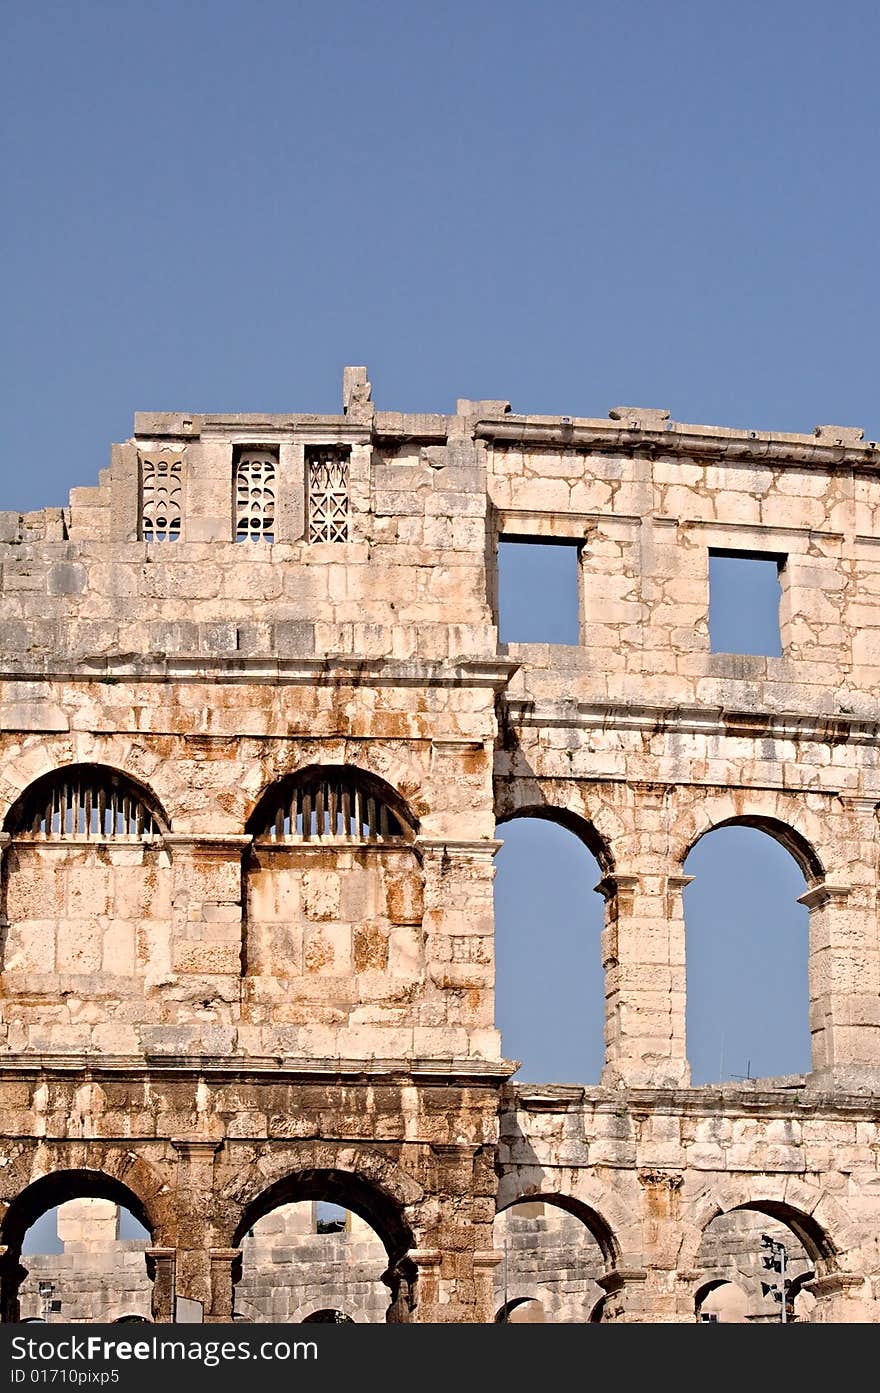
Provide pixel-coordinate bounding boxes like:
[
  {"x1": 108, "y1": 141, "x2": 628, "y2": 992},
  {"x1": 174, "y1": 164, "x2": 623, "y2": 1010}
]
[{"x1": 0, "y1": 371, "x2": 877, "y2": 1321}]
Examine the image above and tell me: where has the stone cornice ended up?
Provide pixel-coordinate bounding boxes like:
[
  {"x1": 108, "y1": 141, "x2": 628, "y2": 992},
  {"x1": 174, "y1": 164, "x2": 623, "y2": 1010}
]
[
  {"x1": 0, "y1": 656, "x2": 520, "y2": 691},
  {"x1": 503, "y1": 1081, "x2": 880, "y2": 1116},
  {"x1": 502, "y1": 698, "x2": 880, "y2": 749},
  {"x1": 0, "y1": 1055, "x2": 518, "y2": 1085},
  {"x1": 475, "y1": 418, "x2": 880, "y2": 471}
]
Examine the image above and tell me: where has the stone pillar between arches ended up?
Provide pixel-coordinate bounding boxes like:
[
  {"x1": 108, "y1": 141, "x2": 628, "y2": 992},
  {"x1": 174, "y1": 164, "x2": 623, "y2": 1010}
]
[{"x1": 599, "y1": 870, "x2": 690, "y2": 1089}]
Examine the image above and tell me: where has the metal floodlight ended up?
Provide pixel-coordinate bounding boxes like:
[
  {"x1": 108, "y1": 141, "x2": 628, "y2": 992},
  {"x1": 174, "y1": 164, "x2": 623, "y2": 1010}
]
[{"x1": 760, "y1": 1233, "x2": 774, "y2": 1248}]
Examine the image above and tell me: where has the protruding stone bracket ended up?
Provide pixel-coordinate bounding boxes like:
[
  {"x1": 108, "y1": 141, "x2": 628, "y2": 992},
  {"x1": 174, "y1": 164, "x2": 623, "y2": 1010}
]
[
  {"x1": 594, "y1": 873, "x2": 639, "y2": 911},
  {"x1": 473, "y1": 1250, "x2": 504, "y2": 1268},
  {"x1": 665, "y1": 873, "x2": 695, "y2": 915},
  {"x1": 797, "y1": 883, "x2": 851, "y2": 911},
  {"x1": 414, "y1": 837, "x2": 504, "y2": 870},
  {"x1": 803, "y1": 1272, "x2": 864, "y2": 1298}
]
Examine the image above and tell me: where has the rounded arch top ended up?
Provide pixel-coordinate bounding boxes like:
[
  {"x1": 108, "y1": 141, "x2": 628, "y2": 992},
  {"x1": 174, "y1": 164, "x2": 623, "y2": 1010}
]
[
  {"x1": 0, "y1": 1169, "x2": 155, "y2": 1254},
  {"x1": 728, "y1": 1200, "x2": 837, "y2": 1266},
  {"x1": 494, "y1": 806, "x2": 614, "y2": 875},
  {"x1": 681, "y1": 813, "x2": 825, "y2": 882},
  {"x1": 495, "y1": 1192, "x2": 620, "y2": 1270},
  {"x1": 231, "y1": 1167, "x2": 415, "y2": 1263},
  {"x1": 3, "y1": 763, "x2": 169, "y2": 839},
  {"x1": 246, "y1": 764, "x2": 418, "y2": 844}
]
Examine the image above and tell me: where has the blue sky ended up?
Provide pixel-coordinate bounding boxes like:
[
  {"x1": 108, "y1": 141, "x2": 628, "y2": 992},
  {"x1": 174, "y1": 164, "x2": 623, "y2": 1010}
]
[
  {"x1": 6, "y1": 1, "x2": 875, "y2": 1246},
  {"x1": 2, "y1": 0, "x2": 878, "y2": 517}
]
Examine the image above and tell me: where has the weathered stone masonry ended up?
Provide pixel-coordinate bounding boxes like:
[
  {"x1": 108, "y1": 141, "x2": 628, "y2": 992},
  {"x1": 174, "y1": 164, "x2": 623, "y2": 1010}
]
[{"x1": 0, "y1": 370, "x2": 878, "y2": 1320}]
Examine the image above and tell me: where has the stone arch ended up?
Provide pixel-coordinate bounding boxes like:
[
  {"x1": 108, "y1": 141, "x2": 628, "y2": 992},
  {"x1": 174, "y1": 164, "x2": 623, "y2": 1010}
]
[
  {"x1": 493, "y1": 804, "x2": 609, "y2": 1082},
  {"x1": 494, "y1": 781, "x2": 619, "y2": 876},
  {"x1": 0, "y1": 1161, "x2": 165, "y2": 1325},
  {"x1": 673, "y1": 793, "x2": 828, "y2": 883},
  {"x1": 694, "y1": 1277, "x2": 750, "y2": 1323},
  {"x1": 226, "y1": 1155, "x2": 420, "y2": 1325},
  {"x1": 683, "y1": 1186, "x2": 839, "y2": 1275},
  {"x1": 0, "y1": 1164, "x2": 162, "y2": 1254},
  {"x1": 230, "y1": 1166, "x2": 416, "y2": 1261},
  {"x1": 2, "y1": 762, "x2": 170, "y2": 836},
  {"x1": 244, "y1": 763, "x2": 419, "y2": 841},
  {"x1": 495, "y1": 1189, "x2": 620, "y2": 1271},
  {"x1": 299, "y1": 1308, "x2": 356, "y2": 1324},
  {"x1": 495, "y1": 1296, "x2": 545, "y2": 1323}
]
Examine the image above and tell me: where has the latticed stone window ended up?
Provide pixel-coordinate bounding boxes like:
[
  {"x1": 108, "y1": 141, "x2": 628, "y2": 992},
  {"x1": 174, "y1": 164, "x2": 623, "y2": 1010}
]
[
  {"x1": 140, "y1": 456, "x2": 182, "y2": 542},
  {"x1": 235, "y1": 449, "x2": 277, "y2": 542},
  {"x1": 5, "y1": 766, "x2": 164, "y2": 841},
  {"x1": 248, "y1": 767, "x2": 413, "y2": 844},
  {"x1": 306, "y1": 447, "x2": 350, "y2": 542}
]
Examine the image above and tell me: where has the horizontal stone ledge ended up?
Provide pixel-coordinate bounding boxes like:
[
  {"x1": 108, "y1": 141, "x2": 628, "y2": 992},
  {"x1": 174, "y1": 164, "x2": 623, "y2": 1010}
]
[
  {"x1": 0, "y1": 1054, "x2": 518, "y2": 1083},
  {"x1": 503, "y1": 699, "x2": 880, "y2": 747},
  {"x1": 0, "y1": 656, "x2": 521, "y2": 692},
  {"x1": 503, "y1": 1080, "x2": 880, "y2": 1115},
  {"x1": 475, "y1": 419, "x2": 879, "y2": 468}
]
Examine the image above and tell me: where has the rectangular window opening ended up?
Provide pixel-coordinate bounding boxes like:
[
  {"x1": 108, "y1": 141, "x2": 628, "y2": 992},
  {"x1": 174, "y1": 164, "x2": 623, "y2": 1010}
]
[
  {"x1": 139, "y1": 455, "x2": 182, "y2": 543},
  {"x1": 497, "y1": 537, "x2": 581, "y2": 645},
  {"x1": 306, "y1": 446, "x2": 350, "y2": 543},
  {"x1": 708, "y1": 549, "x2": 785, "y2": 657},
  {"x1": 234, "y1": 447, "x2": 278, "y2": 542}
]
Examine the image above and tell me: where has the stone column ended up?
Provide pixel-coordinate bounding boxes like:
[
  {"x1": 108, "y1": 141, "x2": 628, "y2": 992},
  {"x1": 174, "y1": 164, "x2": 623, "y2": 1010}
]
[
  {"x1": 411, "y1": 1143, "x2": 498, "y2": 1323},
  {"x1": 417, "y1": 839, "x2": 503, "y2": 1060},
  {"x1": 599, "y1": 869, "x2": 690, "y2": 1089},
  {"x1": 799, "y1": 879, "x2": 880, "y2": 1086},
  {"x1": 207, "y1": 1249, "x2": 242, "y2": 1323},
  {"x1": 145, "y1": 1248, "x2": 176, "y2": 1323},
  {"x1": 0, "y1": 1245, "x2": 28, "y2": 1324},
  {"x1": 168, "y1": 1140, "x2": 224, "y2": 1317},
  {"x1": 0, "y1": 834, "x2": 9, "y2": 946}
]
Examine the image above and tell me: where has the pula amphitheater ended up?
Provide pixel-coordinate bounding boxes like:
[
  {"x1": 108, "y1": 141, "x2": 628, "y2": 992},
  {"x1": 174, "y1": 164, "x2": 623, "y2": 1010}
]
[{"x1": 0, "y1": 369, "x2": 878, "y2": 1324}]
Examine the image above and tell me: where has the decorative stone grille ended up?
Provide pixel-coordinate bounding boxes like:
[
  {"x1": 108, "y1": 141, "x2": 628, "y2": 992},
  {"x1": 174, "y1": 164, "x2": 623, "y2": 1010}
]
[
  {"x1": 140, "y1": 457, "x2": 182, "y2": 542},
  {"x1": 250, "y1": 769, "x2": 409, "y2": 843},
  {"x1": 6, "y1": 767, "x2": 162, "y2": 840},
  {"x1": 235, "y1": 451, "x2": 277, "y2": 542},
  {"x1": 306, "y1": 448, "x2": 350, "y2": 542}
]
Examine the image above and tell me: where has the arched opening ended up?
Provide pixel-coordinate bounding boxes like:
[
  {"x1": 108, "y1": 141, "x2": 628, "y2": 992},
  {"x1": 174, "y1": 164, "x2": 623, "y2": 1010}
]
[
  {"x1": 493, "y1": 1196, "x2": 614, "y2": 1323},
  {"x1": 695, "y1": 1278, "x2": 749, "y2": 1323},
  {"x1": 301, "y1": 1308, "x2": 355, "y2": 1324},
  {"x1": 1, "y1": 1172, "x2": 154, "y2": 1324},
  {"x1": 3, "y1": 764, "x2": 168, "y2": 841},
  {"x1": 495, "y1": 1296, "x2": 546, "y2": 1323},
  {"x1": 695, "y1": 1206, "x2": 825, "y2": 1323},
  {"x1": 233, "y1": 1170, "x2": 416, "y2": 1324},
  {"x1": 243, "y1": 768, "x2": 424, "y2": 1058},
  {"x1": 494, "y1": 812, "x2": 606, "y2": 1082},
  {"x1": 245, "y1": 765, "x2": 416, "y2": 844},
  {"x1": 684, "y1": 823, "x2": 811, "y2": 1083},
  {"x1": 0, "y1": 765, "x2": 171, "y2": 1052}
]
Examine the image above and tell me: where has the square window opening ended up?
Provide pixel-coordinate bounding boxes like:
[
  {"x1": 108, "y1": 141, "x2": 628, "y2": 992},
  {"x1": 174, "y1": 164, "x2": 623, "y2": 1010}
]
[
  {"x1": 497, "y1": 537, "x2": 581, "y2": 645},
  {"x1": 708, "y1": 549, "x2": 785, "y2": 657}
]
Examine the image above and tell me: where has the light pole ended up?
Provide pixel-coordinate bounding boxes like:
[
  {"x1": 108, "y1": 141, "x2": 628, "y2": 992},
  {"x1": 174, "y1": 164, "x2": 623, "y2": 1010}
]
[{"x1": 760, "y1": 1233, "x2": 789, "y2": 1323}]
